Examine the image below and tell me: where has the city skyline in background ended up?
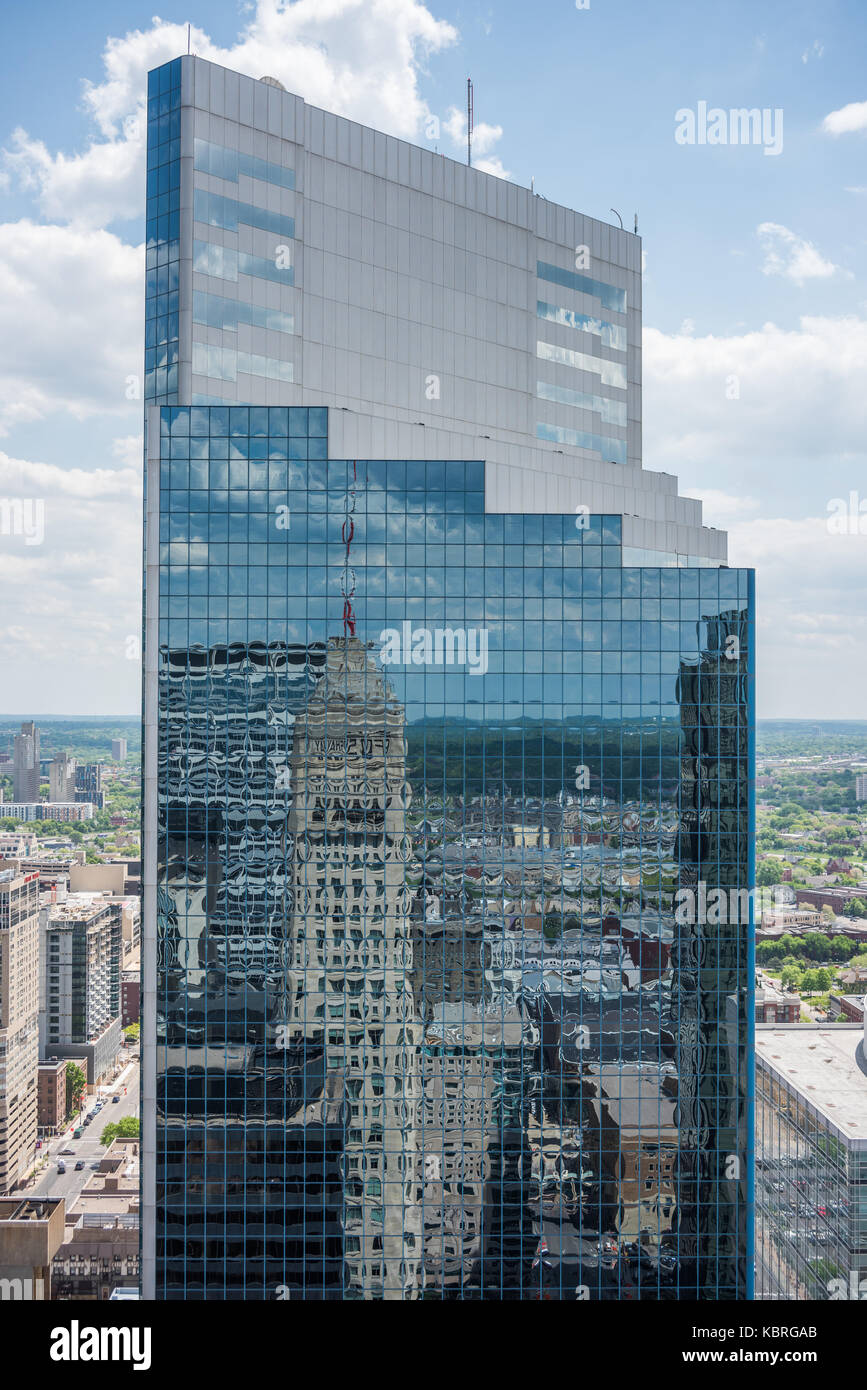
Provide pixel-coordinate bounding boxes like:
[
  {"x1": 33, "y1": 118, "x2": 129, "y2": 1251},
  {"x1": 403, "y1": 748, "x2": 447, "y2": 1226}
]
[{"x1": 0, "y1": 0, "x2": 864, "y2": 718}]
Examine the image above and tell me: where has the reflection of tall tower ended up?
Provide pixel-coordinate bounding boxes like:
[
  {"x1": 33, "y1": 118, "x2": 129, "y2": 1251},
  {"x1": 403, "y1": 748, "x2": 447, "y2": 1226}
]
[
  {"x1": 286, "y1": 636, "x2": 422, "y2": 1300},
  {"x1": 675, "y1": 604, "x2": 751, "y2": 1297}
]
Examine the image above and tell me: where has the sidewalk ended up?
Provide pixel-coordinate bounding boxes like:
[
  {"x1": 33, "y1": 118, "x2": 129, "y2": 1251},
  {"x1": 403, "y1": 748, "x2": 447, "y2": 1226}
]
[{"x1": 97, "y1": 1060, "x2": 137, "y2": 1095}]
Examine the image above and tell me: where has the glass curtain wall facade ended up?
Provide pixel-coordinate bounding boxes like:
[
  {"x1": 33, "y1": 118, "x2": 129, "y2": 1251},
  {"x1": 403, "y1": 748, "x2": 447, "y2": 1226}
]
[{"x1": 149, "y1": 403, "x2": 753, "y2": 1299}]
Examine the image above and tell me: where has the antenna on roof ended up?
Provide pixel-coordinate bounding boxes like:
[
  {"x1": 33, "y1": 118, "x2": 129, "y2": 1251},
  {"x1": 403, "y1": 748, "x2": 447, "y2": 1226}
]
[
  {"x1": 187, "y1": 23, "x2": 191, "y2": 56},
  {"x1": 467, "y1": 78, "x2": 473, "y2": 166},
  {"x1": 610, "y1": 208, "x2": 623, "y2": 229}
]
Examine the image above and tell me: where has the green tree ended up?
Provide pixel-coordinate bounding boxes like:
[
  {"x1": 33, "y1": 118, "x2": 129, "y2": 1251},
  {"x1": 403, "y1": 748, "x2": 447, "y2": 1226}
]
[
  {"x1": 756, "y1": 861, "x2": 784, "y2": 888},
  {"x1": 100, "y1": 1115, "x2": 140, "y2": 1146},
  {"x1": 800, "y1": 968, "x2": 820, "y2": 996},
  {"x1": 65, "y1": 1062, "x2": 86, "y2": 1117},
  {"x1": 124, "y1": 1023, "x2": 140, "y2": 1042}
]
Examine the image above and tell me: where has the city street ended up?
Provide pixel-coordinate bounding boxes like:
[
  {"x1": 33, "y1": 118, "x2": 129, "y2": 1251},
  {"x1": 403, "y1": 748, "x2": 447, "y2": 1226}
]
[{"x1": 26, "y1": 1055, "x2": 140, "y2": 1204}]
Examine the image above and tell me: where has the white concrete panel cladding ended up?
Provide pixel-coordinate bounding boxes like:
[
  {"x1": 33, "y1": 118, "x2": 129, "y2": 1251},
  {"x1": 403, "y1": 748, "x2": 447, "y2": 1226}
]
[{"x1": 178, "y1": 56, "x2": 724, "y2": 563}]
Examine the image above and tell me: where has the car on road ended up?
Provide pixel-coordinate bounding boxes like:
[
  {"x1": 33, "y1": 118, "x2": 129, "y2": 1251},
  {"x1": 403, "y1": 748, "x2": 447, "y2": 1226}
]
[
  {"x1": 112, "y1": 1094, "x2": 120, "y2": 1103},
  {"x1": 75, "y1": 1161, "x2": 85, "y2": 1171},
  {"x1": 57, "y1": 1161, "x2": 66, "y2": 1173},
  {"x1": 59, "y1": 1148, "x2": 75, "y2": 1156},
  {"x1": 73, "y1": 1128, "x2": 83, "y2": 1138}
]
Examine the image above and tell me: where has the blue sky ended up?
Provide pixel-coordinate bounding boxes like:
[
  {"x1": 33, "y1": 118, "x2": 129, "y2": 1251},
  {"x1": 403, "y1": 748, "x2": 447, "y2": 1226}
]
[{"x1": 0, "y1": 0, "x2": 864, "y2": 714}]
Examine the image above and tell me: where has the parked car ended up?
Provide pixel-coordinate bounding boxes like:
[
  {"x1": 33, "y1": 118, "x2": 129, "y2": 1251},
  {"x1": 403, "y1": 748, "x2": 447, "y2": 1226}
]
[
  {"x1": 73, "y1": 1128, "x2": 83, "y2": 1139},
  {"x1": 112, "y1": 1094, "x2": 120, "y2": 1103}
]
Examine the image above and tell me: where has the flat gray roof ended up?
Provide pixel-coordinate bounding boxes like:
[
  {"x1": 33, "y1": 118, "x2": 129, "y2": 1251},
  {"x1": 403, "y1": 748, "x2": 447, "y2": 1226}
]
[{"x1": 756, "y1": 1026, "x2": 867, "y2": 1140}]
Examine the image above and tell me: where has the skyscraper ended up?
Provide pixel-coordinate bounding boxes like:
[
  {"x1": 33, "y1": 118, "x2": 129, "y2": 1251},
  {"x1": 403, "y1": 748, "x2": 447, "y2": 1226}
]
[
  {"x1": 49, "y1": 752, "x2": 76, "y2": 803},
  {"x1": 142, "y1": 56, "x2": 754, "y2": 1300},
  {"x1": 75, "y1": 762, "x2": 104, "y2": 809},
  {"x1": 13, "y1": 723, "x2": 40, "y2": 804}
]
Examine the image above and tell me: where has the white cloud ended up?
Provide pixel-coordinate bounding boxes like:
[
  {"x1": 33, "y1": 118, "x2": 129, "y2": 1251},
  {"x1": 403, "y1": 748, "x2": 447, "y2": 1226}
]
[
  {"x1": 757, "y1": 222, "x2": 844, "y2": 285},
  {"x1": 0, "y1": 450, "x2": 141, "y2": 713},
  {"x1": 727, "y1": 516, "x2": 867, "y2": 716},
  {"x1": 822, "y1": 100, "x2": 867, "y2": 135},
  {"x1": 644, "y1": 320, "x2": 867, "y2": 717},
  {"x1": 683, "y1": 489, "x2": 760, "y2": 522},
  {"x1": 443, "y1": 106, "x2": 507, "y2": 174},
  {"x1": 3, "y1": 125, "x2": 144, "y2": 228},
  {"x1": 644, "y1": 314, "x2": 867, "y2": 482},
  {"x1": 801, "y1": 40, "x2": 824, "y2": 63},
  {"x1": 111, "y1": 435, "x2": 144, "y2": 469},
  {"x1": 0, "y1": 222, "x2": 142, "y2": 433},
  {"x1": 3, "y1": 2, "x2": 463, "y2": 228}
]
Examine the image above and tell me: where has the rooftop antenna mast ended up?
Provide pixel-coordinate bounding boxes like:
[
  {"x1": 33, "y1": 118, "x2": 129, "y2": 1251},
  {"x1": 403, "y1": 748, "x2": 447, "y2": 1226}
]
[
  {"x1": 467, "y1": 78, "x2": 473, "y2": 166},
  {"x1": 187, "y1": 23, "x2": 191, "y2": 55}
]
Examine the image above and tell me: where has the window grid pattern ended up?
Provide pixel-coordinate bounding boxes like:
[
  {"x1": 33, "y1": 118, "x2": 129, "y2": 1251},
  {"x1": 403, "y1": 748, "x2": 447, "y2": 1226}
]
[
  {"x1": 145, "y1": 59, "x2": 181, "y2": 406},
  {"x1": 154, "y1": 404, "x2": 752, "y2": 1300}
]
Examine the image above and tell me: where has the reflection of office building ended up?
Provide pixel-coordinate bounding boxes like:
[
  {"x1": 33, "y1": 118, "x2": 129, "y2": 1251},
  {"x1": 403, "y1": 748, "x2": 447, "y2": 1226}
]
[
  {"x1": 13, "y1": 723, "x2": 40, "y2": 803},
  {"x1": 756, "y1": 1025, "x2": 867, "y2": 1300},
  {"x1": 286, "y1": 636, "x2": 422, "y2": 1299},
  {"x1": 0, "y1": 862, "x2": 40, "y2": 1192},
  {"x1": 142, "y1": 55, "x2": 754, "y2": 1299},
  {"x1": 420, "y1": 1005, "x2": 524, "y2": 1291}
]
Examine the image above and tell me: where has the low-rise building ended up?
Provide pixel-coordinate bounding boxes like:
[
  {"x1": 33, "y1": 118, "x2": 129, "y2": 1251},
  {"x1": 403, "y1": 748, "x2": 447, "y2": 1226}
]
[
  {"x1": 0, "y1": 803, "x2": 93, "y2": 823},
  {"x1": 0, "y1": 1196, "x2": 65, "y2": 1300},
  {"x1": 797, "y1": 887, "x2": 865, "y2": 915},
  {"x1": 828, "y1": 994, "x2": 866, "y2": 1023},
  {"x1": 756, "y1": 1024, "x2": 867, "y2": 1300},
  {"x1": 37, "y1": 1058, "x2": 68, "y2": 1135},
  {"x1": 0, "y1": 834, "x2": 38, "y2": 860},
  {"x1": 51, "y1": 1138, "x2": 140, "y2": 1300},
  {"x1": 756, "y1": 980, "x2": 800, "y2": 1024},
  {"x1": 758, "y1": 908, "x2": 823, "y2": 935}
]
